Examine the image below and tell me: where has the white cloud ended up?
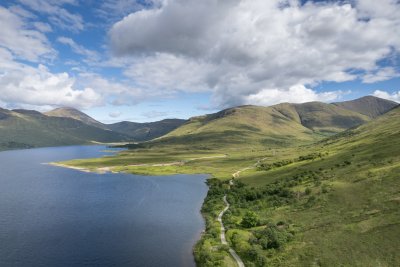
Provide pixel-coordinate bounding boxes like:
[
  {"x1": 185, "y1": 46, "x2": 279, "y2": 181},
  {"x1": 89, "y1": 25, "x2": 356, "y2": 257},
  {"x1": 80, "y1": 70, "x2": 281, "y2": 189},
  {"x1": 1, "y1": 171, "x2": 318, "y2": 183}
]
[
  {"x1": 33, "y1": 21, "x2": 52, "y2": 32},
  {"x1": 244, "y1": 85, "x2": 345, "y2": 106},
  {"x1": 373, "y1": 90, "x2": 400, "y2": 103},
  {"x1": 110, "y1": 0, "x2": 400, "y2": 107},
  {"x1": 124, "y1": 53, "x2": 215, "y2": 93},
  {"x1": 0, "y1": 61, "x2": 103, "y2": 109},
  {"x1": 363, "y1": 67, "x2": 400, "y2": 83},
  {"x1": 0, "y1": 6, "x2": 54, "y2": 61},
  {"x1": 17, "y1": 0, "x2": 84, "y2": 32},
  {"x1": 57, "y1": 37, "x2": 98, "y2": 59}
]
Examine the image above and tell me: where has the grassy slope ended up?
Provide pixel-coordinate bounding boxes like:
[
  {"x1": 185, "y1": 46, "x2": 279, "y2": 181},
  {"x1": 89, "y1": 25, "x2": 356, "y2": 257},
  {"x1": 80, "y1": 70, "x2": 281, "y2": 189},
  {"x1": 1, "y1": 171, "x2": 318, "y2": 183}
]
[
  {"x1": 226, "y1": 106, "x2": 400, "y2": 266},
  {"x1": 58, "y1": 107, "x2": 400, "y2": 266},
  {"x1": 159, "y1": 105, "x2": 318, "y2": 148},
  {"x1": 0, "y1": 109, "x2": 130, "y2": 150},
  {"x1": 159, "y1": 101, "x2": 373, "y2": 149}
]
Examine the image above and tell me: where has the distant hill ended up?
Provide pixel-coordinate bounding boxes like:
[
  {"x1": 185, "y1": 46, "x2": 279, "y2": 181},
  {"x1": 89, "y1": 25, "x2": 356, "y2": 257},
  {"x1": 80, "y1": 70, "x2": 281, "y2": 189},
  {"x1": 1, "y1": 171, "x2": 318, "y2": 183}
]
[
  {"x1": 332, "y1": 95, "x2": 398, "y2": 118},
  {"x1": 158, "y1": 105, "x2": 317, "y2": 148},
  {"x1": 44, "y1": 107, "x2": 106, "y2": 129},
  {"x1": 273, "y1": 101, "x2": 371, "y2": 135},
  {"x1": 0, "y1": 109, "x2": 130, "y2": 150},
  {"x1": 154, "y1": 96, "x2": 397, "y2": 149},
  {"x1": 108, "y1": 119, "x2": 186, "y2": 141},
  {"x1": 1, "y1": 96, "x2": 396, "y2": 151},
  {"x1": 44, "y1": 107, "x2": 186, "y2": 142}
]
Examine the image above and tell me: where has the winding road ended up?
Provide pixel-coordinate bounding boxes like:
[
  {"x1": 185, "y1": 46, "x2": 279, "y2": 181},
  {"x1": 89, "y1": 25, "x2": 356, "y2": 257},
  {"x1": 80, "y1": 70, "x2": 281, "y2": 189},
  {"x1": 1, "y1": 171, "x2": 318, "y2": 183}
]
[
  {"x1": 218, "y1": 184, "x2": 245, "y2": 267},
  {"x1": 219, "y1": 157, "x2": 269, "y2": 266},
  {"x1": 218, "y1": 179, "x2": 244, "y2": 267}
]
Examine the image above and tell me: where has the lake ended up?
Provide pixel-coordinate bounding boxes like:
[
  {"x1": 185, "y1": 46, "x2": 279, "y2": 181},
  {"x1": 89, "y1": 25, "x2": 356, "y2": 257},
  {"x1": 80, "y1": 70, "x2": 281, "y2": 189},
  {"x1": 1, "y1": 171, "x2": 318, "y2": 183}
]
[{"x1": 0, "y1": 145, "x2": 208, "y2": 267}]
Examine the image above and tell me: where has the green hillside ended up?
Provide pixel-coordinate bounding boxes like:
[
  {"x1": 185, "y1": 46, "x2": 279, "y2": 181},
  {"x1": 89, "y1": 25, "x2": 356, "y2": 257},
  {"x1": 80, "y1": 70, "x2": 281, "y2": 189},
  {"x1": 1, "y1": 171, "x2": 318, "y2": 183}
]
[
  {"x1": 45, "y1": 107, "x2": 186, "y2": 142},
  {"x1": 214, "y1": 106, "x2": 400, "y2": 266},
  {"x1": 108, "y1": 119, "x2": 186, "y2": 141},
  {"x1": 160, "y1": 99, "x2": 377, "y2": 148},
  {"x1": 57, "y1": 100, "x2": 400, "y2": 267},
  {"x1": 0, "y1": 109, "x2": 130, "y2": 150}
]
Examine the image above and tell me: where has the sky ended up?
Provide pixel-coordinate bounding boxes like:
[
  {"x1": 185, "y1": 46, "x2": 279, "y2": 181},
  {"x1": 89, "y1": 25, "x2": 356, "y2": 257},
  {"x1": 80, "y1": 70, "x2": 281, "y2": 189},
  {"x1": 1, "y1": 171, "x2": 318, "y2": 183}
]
[{"x1": 0, "y1": 0, "x2": 399, "y2": 123}]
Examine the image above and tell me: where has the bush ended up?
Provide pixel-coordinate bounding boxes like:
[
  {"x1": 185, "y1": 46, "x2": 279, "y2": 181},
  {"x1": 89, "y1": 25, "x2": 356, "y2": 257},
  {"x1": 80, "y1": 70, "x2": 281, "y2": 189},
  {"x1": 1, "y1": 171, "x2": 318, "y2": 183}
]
[
  {"x1": 241, "y1": 211, "x2": 260, "y2": 228},
  {"x1": 255, "y1": 224, "x2": 293, "y2": 250}
]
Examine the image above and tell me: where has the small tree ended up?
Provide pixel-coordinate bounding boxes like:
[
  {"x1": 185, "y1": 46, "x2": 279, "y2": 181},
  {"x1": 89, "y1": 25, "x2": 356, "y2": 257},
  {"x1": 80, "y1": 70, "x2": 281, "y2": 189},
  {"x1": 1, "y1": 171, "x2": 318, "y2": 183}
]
[{"x1": 241, "y1": 211, "x2": 260, "y2": 228}]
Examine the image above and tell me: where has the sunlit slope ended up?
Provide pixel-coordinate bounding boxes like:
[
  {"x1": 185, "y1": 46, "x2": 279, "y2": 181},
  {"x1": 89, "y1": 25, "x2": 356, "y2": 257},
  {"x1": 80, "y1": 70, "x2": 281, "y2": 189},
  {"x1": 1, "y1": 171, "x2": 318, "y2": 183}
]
[
  {"x1": 160, "y1": 105, "x2": 317, "y2": 148},
  {"x1": 158, "y1": 99, "x2": 377, "y2": 148},
  {"x1": 236, "y1": 106, "x2": 400, "y2": 266}
]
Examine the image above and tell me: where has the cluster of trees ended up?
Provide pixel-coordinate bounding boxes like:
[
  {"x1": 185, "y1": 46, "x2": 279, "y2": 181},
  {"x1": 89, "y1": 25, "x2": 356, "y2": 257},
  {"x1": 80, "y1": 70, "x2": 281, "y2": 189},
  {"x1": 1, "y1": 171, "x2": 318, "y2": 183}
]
[
  {"x1": 257, "y1": 153, "x2": 324, "y2": 171},
  {"x1": 252, "y1": 223, "x2": 294, "y2": 250}
]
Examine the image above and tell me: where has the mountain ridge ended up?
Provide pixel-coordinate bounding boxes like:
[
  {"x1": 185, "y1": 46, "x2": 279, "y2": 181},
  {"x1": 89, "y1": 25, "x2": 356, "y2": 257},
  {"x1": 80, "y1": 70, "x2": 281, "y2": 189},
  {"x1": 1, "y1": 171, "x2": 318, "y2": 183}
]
[{"x1": 0, "y1": 95, "x2": 397, "y2": 151}]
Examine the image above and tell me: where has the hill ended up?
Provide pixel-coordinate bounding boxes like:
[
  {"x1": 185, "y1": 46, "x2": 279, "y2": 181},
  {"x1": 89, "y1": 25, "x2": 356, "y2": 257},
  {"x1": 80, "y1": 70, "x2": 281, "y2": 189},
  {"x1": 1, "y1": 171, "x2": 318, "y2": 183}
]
[
  {"x1": 274, "y1": 101, "x2": 371, "y2": 134},
  {"x1": 44, "y1": 107, "x2": 106, "y2": 129},
  {"x1": 0, "y1": 108, "x2": 130, "y2": 150},
  {"x1": 108, "y1": 119, "x2": 186, "y2": 141},
  {"x1": 45, "y1": 107, "x2": 186, "y2": 142},
  {"x1": 56, "y1": 101, "x2": 400, "y2": 266},
  {"x1": 219, "y1": 106, "x2": 400, "y2": 266},
  {"x1": 159, "y1": 97, "x2": 387, "y2": 148},
  {"x1": 159, "y1": 105, "x2": 317, "y2": 148},
  {"x1": 332, "y1": 95, "x2": 398, "y2": 118}
]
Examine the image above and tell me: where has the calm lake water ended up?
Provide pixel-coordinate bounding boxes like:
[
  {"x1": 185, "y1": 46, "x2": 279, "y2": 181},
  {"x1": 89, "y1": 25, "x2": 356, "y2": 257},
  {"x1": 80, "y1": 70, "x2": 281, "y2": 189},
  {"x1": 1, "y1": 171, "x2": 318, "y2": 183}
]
[{"x1": 0, "y1": 146, "x2": 208, "y2": 267}]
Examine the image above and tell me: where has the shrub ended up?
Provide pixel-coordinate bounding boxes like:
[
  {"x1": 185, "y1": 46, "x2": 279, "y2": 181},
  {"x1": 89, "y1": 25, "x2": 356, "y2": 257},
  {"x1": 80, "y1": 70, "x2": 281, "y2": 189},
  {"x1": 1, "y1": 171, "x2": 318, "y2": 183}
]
[{"x1": 241, "y1": 211, "x2": 260, "y2": 228}]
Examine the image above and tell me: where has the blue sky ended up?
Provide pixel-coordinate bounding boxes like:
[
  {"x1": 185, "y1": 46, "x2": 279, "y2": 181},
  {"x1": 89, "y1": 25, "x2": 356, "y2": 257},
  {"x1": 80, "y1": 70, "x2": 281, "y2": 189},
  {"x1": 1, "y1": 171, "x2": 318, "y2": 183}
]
[{"x1": 0, "y1": 0, "x2": 399, "y2": 123}]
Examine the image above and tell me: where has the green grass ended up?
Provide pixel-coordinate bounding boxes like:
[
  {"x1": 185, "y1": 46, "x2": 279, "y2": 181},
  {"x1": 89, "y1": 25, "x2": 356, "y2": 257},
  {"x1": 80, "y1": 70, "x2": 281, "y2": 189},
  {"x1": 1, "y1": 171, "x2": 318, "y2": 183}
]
[
  {"x1": 56, "y1": 107, "x2": 400, "y2": 266},
  {"x1": 0, "y1": 109, "x2": 130, "y2": 150}
]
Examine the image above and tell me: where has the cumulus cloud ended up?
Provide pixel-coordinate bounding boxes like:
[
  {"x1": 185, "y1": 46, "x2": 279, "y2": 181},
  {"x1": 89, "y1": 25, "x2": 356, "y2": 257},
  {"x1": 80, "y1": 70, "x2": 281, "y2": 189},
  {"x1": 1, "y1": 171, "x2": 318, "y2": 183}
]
[
  {"x1": 363, "y1": 67, "x2": 400, "y2": 83},
  {"x1": 245, "y1": 85, "x2": 345, "y2": 106},
  {"x1": 110, "y1": 0, "x2": 400, "y2": 107},
  {"x1": 0, "y1": 6, "x2": 54, "y2": 61},
  {"x1": 0, "y1": 60, "x2": 103, "y2": 109},
  {"x1": 373, "y1": 90, "x2": 400, "y2": 103}
]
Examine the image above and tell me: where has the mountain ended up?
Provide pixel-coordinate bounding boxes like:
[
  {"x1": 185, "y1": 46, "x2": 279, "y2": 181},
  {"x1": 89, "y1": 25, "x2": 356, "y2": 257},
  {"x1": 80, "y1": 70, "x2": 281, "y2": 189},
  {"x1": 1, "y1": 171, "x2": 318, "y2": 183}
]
[
  {"x1": 44, "y1": 107, "x2": 186, "y2": 142},
  {"x1": 332, "y1": 95, "x2": 398, "y2": 118},
  {"x1": 44, "y1": 107, "x2": 106, "y2": 129},
  {"x1": 1, "y1": 96, "x2": 396, "y2": 151},
  {"x1": 158, "y1": 97, "x2": 390, "y2": 148},
  {"x1": 0, "y1": 108, "x2": 130, "y2": 150},
  {"x1": 108, "y1": 119, "x2": 186, "y2": 141},
  {"x1": 273, "y1": 101, "x2": 371, "y2": 134},
  {"x1": 231, "y1": 105, "x2": 400, "y2": 266},
  {"x1": 158, "y1": 105, "x2": 317, "y2": 148}
]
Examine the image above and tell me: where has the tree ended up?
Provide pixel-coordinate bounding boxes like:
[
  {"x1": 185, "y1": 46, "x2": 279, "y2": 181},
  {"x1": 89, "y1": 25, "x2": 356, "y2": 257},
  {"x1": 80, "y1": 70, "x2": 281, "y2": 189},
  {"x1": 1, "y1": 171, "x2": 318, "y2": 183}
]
[{"x1": 241, "y1": 211, "x2": 260, "y2": 228}]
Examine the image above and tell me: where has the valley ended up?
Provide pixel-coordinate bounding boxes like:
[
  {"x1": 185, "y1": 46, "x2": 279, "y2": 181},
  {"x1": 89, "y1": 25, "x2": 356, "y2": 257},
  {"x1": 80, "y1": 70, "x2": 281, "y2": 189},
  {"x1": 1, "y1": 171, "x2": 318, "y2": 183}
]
[{"x1": 51, "y1": 96, "x2": 400, "y2": 266}]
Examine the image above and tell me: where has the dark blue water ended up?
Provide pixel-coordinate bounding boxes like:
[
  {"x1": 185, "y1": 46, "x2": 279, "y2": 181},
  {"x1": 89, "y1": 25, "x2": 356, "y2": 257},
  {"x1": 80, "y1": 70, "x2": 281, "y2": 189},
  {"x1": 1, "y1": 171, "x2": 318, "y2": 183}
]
[{"x1": 0, "y1": 146, "x2": 208, "y2": 267}]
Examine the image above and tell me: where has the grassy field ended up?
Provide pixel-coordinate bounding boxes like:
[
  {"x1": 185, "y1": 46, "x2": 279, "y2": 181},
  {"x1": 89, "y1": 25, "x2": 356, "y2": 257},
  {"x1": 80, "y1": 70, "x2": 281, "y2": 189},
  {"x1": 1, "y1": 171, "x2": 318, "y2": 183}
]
[{"x1": 57, "y1": 107, "x2": 400, "y2": 266}]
